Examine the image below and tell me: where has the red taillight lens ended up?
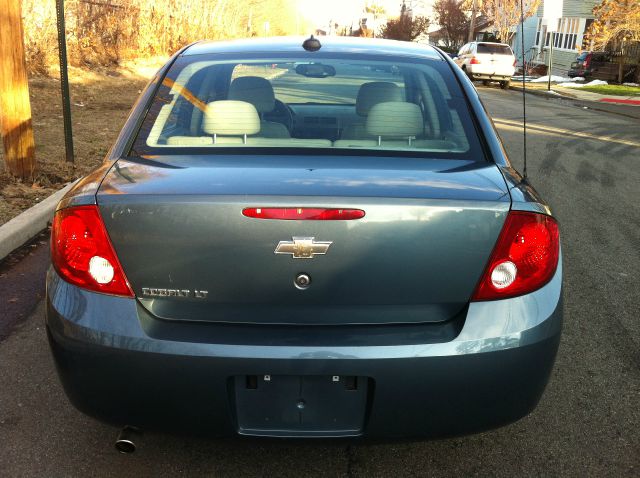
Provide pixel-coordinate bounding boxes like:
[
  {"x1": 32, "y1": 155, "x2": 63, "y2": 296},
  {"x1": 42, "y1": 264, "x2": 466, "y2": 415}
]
[
  {"x1": 242, "y1": 207, "x2": 365, "y2": 220},
  {"x1": 470, "y1": 57, "x2": 481, "y2": 65},
  {"x1": 472, "y1": 211, "x2": 559, "y2": 301},
  {"x1": 51, "y1": 205, "x2": 133, "y2": 297}
]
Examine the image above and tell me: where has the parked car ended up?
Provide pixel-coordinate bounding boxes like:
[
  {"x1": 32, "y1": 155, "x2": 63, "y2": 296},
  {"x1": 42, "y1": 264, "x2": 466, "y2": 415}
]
[
  {"x1": 568, "y1": 51, "x2": 609, "y2": 78},
  {"x1": 568, "y1": 51, "x2": 636, "y2": 82},
  {"x1": 455, "y1": 42, "x2": 516, "y2": 88},
  {"x1": 47, "y1": 36, "x2": 562, "y2": 442}
]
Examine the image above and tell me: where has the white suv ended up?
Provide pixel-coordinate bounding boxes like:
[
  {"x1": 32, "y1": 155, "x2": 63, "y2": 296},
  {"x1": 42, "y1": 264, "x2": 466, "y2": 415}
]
[{"x1": 455, "y1": 42, "x2": 516, "y2": 88}]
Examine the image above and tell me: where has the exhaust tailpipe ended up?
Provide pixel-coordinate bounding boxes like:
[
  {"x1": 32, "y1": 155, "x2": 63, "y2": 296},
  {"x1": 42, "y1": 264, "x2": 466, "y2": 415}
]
[{"x1": 115, "y1": 426, "x2": 141, "y2": 454}]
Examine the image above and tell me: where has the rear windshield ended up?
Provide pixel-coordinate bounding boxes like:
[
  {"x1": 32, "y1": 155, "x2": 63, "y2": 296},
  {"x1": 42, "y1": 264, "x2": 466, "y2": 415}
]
[
  {"x1": 476, "y1": 44, "x2": 513, "y2": 55},
  {"x1": 131, "y1": 53, "x2": 484, "y2": 160}
]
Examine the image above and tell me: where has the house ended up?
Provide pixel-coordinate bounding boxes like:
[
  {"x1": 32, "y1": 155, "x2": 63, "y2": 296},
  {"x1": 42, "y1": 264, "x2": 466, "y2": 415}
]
[
  {"x1": 510, "y1": 16, "x2": 539, "y2": 67},
  {"x1": 529, "y1": 0, "x2": 601, "y2": 76},
  {"x1": 429, "y1": 15, "x2": 494, "y2": 51},
  {"x1": 470, "y1": 15, "x2": 497, "y2": 42}
]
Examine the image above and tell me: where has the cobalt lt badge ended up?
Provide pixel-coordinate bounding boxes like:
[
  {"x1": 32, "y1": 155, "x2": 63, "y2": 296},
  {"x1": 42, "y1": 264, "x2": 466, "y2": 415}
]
[{"x1": 274, "y1": 237, "x2": 332, "y2": 259}]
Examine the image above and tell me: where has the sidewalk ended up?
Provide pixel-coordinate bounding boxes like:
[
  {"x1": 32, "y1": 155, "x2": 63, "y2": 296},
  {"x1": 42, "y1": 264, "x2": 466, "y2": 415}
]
[
  {"x1": 510, "y1": 82, "x2": 640, "y2": 120},
  {"x1": 554, "y1": 87, "x2": 640, "y2": 105}
]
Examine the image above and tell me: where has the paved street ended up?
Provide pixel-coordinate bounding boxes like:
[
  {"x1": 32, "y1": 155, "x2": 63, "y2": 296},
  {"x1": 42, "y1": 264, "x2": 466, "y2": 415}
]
[{"x1": 1, "y1": 87, "x2": 639, "y2": 477}]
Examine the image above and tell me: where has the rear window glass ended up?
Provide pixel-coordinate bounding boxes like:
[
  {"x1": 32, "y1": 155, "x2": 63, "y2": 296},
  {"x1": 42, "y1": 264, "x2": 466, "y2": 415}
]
[
  {"x1": 476, "y1": 44, "x2": 513, "y2": 55},
  {"x1": 131, "y1": 53, "x2": 484, "y2": 160}
]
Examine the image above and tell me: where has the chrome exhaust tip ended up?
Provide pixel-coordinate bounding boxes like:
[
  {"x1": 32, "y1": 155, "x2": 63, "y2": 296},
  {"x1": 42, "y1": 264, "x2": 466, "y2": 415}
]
[{"x1": 115, "y1": 426, "x2": 141, "y2": 454}]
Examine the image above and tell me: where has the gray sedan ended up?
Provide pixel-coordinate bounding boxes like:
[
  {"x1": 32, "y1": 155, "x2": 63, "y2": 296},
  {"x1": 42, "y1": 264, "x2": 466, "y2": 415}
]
[{"x1": 46, "y1": 36, "x2": 562, "y2": 442}]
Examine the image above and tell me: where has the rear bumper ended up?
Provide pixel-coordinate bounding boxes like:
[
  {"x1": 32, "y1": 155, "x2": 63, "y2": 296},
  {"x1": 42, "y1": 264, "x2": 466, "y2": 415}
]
[
  {"x1": 467, "y1": 65, "x2": 514, "y2": 81},
  {"x1": 46, "y1": 259, "x2": 563, "y2": 439},
  {"x1": 469, "y1": 73, "x2": 512, "y2": 81}
]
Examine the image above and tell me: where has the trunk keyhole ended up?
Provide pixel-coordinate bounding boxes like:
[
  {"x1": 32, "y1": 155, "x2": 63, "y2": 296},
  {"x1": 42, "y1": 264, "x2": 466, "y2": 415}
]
[{"x1": 294, "y1": 273, "x2": 311, "y2": 290}]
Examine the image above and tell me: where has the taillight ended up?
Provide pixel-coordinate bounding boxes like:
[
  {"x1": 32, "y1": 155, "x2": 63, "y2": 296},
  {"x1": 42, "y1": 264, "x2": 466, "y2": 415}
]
[
  {"x1": 472, "y1": 211, "x2": 559, "y2": 301},
  {"x1": 51, "y1": 205, "x2": 133, "y2": 297},
  {"x1": 513, "y1": 59, "x2": 517, "y2": 67},
  {"x1": 469, "y1": 57, "x2": 481, "y2": 65},
  {"x1": 243, "y1": 207, "x2": 365, "y2": 220}
]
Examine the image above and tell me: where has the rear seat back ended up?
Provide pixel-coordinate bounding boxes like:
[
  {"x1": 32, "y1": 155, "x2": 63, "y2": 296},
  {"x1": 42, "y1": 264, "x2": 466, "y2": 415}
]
[
  {"x1": 335, "y1": 102, "x2": 423, "y2": 148},
  {"x1": 166, "y1": 137, "x2": 332, "y2": 147},
  {"x1": 167, "y1": 100, "x2": 330, "y2": 147},
  {"x1": 167, "y1": 100, "x2": 450, "y2": 150}
]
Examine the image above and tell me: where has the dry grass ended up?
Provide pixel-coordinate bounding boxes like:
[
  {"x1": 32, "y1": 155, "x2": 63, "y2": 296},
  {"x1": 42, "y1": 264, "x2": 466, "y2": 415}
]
[
  {"x1": 21, "y1": 0, "x2": 303, "y2": 75},
  {"x1": 2, "y1": 0, "x2": 308, "y2": 225},
  {"x1": 0, "y1": 67, "x2": 151, "y2": 225}
]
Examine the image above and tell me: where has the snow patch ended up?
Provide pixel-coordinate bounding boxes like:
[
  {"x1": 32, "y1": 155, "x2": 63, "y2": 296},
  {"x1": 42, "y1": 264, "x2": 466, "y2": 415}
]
[
  {"x1": 530, "y1": 75, "x2": 574, "y2": 83},
  {"x1": 556, "y1": 79, "x2": 609, "y2": 88},
  {"x1": 623, "y1": 82, "x2": 639, "y2": 87}
]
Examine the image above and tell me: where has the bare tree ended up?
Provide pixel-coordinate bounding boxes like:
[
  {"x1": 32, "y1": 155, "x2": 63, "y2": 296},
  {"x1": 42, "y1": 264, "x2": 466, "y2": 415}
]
[
  {"x1": 463, "y1": 0, "x2": 541, "y2": 43},
  {"x1": 585, "y1": 0, "x2": 640, "y2": 49},
  {"x1": 380, "y1": 14, "x2": 430, "y2": 42},
  {"x1": 433, "y1": 0, "x2": 468, "y2": 49},
  {"x1": 380, "y1": 1, "x2": 429, "y2": 42},
  {"x1": 585, "y1": 0, "x2": 640, "y2": 82}
]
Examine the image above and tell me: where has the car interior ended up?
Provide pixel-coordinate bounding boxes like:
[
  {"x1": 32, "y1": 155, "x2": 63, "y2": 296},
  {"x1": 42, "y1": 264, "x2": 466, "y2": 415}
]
[{"x1": 140, "y1": 60, "x2": 475, "y2": 154}]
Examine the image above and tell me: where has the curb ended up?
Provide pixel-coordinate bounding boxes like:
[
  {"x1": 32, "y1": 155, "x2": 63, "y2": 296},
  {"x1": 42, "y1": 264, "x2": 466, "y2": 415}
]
[
  {"x1": 509, "y1": 84, "x2": 570, "y2": 100},
  {"x1": 0, "y1": 181, "x2": 76, "y2": 262},
  {"x1": 509, "y1": 85, "x2": 640, "y2": 121}
]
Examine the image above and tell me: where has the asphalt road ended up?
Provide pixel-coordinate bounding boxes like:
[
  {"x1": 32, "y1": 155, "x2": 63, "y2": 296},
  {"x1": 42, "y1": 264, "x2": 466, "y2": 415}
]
[{"x1": 1, "y1": 86, "x2": 639, "y2": 477}]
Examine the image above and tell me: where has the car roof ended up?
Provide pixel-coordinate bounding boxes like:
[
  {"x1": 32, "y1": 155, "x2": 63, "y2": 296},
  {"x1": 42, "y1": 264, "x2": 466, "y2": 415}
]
[
  {"x1": 183, "y1": 36, "x2": 442, "y2": 60},
  {"x1": 475, "y1": 42, "x2": 511, "y2": 47}
]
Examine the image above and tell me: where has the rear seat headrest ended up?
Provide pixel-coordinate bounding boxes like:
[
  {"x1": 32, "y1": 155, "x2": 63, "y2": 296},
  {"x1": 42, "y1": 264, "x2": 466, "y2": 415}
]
[
  {"x1": 366, "y1": 102, "x2": 423, "y2": 138},
  {"x1": 203, "y1": 100, "x2": 260, "y2": 136},
  {"x1": 356, "y1": 82, "x2": 403, "y2": 116},
  {"x1": 228, "y1": 76, "x2": 276, "y2": 113}
]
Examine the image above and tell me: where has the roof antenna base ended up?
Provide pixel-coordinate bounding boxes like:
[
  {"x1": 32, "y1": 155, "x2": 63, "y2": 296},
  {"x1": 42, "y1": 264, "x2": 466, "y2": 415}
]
[{"x1": 302, "y1": 35, "x2": 321, "y2": 52}]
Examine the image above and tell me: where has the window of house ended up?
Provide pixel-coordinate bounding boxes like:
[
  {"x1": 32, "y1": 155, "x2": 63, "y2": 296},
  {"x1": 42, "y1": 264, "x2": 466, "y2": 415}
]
[
  {"x1": 553, "y1": 18, "x2": 580, "y2": 51},
  {"x1": 536, "y1": 17, "x2": 582, "y2": 51}
]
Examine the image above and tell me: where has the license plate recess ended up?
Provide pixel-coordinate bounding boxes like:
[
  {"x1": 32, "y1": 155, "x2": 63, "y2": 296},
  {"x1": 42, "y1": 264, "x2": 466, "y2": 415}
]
[{"x1": 234, "y1": 375, "x2": 369, "y2": 437}]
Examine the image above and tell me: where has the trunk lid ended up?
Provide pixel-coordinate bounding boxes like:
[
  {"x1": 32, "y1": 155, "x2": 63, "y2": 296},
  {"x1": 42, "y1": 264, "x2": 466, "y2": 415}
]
[{"x1": 98, "y1": 156, "x2": 510, "y2": 325}]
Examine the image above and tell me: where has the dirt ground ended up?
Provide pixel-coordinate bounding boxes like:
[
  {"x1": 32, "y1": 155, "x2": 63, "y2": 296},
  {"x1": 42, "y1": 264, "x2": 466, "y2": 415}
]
[{"x1": 0, "y1": 67, "x2": 153, "y2": 226}]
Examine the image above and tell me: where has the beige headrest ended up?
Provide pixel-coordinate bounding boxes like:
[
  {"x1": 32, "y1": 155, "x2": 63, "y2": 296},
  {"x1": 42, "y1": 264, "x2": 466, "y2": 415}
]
[
  {"x1": 356, "y1": 82, "x2": 403, "y2": 116},
  {"x1": 228, "y1": 76, "x2": 276, "y2": 113},
  {"x1": 366, "y1": 102, "x2": 423, "y2": 138},
  {"x1": 203, "y1": 100, "x2": 260, "y2": 136}
]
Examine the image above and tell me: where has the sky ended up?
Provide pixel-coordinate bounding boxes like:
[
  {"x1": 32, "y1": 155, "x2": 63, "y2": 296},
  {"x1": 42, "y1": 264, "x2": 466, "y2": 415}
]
[{"x1": 298, "y1": 0, "x2": 434, "y2": 30}]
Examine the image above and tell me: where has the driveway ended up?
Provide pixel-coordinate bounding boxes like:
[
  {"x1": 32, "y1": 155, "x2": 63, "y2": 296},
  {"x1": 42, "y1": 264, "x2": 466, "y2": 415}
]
[{"x1": 0, "y1": 86, "x2": 638, "y2": 477}]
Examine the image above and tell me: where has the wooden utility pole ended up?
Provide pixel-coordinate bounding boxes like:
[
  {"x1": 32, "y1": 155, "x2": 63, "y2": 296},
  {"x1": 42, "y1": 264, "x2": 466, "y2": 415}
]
[
  {"x1": 0, "y1": 0, "x2": 36, "y2": 180},
  {"x1": 468, "y1": 0, "x2": 477, "y2": 42}
]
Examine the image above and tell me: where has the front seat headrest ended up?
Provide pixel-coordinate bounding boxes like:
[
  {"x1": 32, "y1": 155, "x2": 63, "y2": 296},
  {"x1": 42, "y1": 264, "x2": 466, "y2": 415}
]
[
  {"x1": 228, "y1": 76, "x2": 276, "y2": 113},
  {"x1": 356, "y1": 82, "x2": 403, "y2": 117}
]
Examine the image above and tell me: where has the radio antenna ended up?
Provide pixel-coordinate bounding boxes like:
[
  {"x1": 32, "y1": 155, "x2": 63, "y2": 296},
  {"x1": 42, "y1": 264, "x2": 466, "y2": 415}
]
[{"x1": 520, "y1": 0, "x2": 528, "y2": 182}]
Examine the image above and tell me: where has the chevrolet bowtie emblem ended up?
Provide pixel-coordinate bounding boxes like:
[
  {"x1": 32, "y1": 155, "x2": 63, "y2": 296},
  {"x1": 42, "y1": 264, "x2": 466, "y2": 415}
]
[{"x1": 274, "y1": 237, "x2": 333, "y2": 259}]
